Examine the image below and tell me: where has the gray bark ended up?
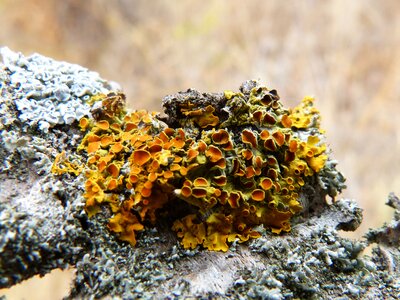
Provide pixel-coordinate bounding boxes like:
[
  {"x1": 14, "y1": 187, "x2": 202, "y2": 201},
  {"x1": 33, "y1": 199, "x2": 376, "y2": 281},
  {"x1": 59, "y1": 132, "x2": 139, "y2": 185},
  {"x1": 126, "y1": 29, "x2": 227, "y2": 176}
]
[{"x1": 0, "y1": 48, "x2": 399, "y2": 299}]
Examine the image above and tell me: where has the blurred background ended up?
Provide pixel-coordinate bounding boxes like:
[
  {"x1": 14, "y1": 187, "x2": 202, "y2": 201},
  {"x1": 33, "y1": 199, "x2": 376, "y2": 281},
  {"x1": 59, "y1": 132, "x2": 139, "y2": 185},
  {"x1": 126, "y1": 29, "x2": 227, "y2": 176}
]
[{"x1": 1, "y1": 0, "x2": 399, "y2": 298}]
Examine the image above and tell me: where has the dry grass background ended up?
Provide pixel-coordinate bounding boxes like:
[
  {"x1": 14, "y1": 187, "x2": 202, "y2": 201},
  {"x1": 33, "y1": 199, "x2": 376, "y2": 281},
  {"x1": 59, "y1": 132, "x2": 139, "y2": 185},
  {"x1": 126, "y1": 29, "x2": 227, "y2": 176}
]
[{"x1": 1, "y1": 0, "x2": 399, "y2": 298}]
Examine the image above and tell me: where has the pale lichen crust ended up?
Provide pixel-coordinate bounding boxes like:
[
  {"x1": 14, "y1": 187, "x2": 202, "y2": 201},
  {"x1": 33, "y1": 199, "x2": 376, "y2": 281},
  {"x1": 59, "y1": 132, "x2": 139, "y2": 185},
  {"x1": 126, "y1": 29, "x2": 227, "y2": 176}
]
[
  {"x1": 0, "y1": 47, "x2": 114, "y2": 133},
  {"x1": 53, "y1": 81, "x2": 345, "y2": 252}
]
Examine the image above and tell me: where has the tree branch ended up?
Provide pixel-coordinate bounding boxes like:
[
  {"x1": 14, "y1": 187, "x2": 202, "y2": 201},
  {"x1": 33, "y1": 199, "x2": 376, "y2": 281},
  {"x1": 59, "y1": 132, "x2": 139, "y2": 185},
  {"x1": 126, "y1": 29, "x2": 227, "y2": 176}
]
[{"x1": 0, "y1": 48, "x2": 399, "y2": 299}]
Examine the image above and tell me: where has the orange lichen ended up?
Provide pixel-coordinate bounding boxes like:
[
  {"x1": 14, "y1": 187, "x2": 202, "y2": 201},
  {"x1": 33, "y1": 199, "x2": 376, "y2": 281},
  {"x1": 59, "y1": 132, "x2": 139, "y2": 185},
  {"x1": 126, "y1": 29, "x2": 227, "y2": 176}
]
[
  {"x1": 251, "y1": 189, "x2": 265, "y2": 201},
  {"x1": 107, "y1": 163, "x2": 120, "y2": 177},
  {"x1": 242, "y1": 129, "x2": 258, "y2": 148},
  {"x1": 187, "y1": 149, "x2": 199, "y2": 161},
  {"x1": 245, "y1": 166, "x2": 256, "y2": 178},
  {"x1": 197, "y1": 140, "x2": 207, "y2": 152},
  {"x1": 213, "y1": 175, "x2": 227, "y2": 186},
  {"x1": 96, "y1": 120, "x2": 110, "y2": 130},
  {"x1": 107, "y1": 178, "x2": 119, "y2": 190},
  {"x1": 252, "y1": 111, "x2": 263, "y2": 123},
  {"x1": 281, "y1": 114, "x2": 292, "y2": 128},
  {"x1": 79, "y1": 117, "x2": 90, "y2": 131},
  {"x1": 214, "y1": 158, "x2": 226, "y2": 169},
  {"x1": 205, "y1": 145, "x2": 223, "y2": 162},
  {"x1": 87, "y1": 141, "x2": 101, "y2": 154},
  {"x1": 193, "y1": 177, "x2": 209, "y2": 187},
  {"x1": 260, "y1": 129, "x2": 270, "y2": 140},
  {"x1": 110, "y1": 142, "x2": 124, "y2": 153},
  {"x1": 132, "y1": 150, "x2": 151, "y2": 166},
  {"x1": 101, "y1": 135, "x2": 114, "y2": 147},
  {"x1": 181, "y1": 186, "x2": 192, "y2": 197},
  {"x1": 289, "y1": 140, "x2": 298, "y2": 152},
  {"x1": 68, "y1": 85, "x2": 333, "y2": 252},
  {"x1": 192, "y1": 187, "x2": 207, "y2": 198},
  {"x1": 228, "y1": 192, "x2": 241, "y2": 208},
  {"x1": 263, "y1": 112, "x2": 276, "y2": 125},
  {"x1": 260, "y1": 177, "x2": 273, "y2": 190},
  {"x1": 272, "y1": 131, "x2": 285, "y2": 147},
  {"x1": 263, "y1": 138, "x2": 277, "y2": 151},
  {"x1": 212, "y1": 129, "x2": 230, "y2": 144}
]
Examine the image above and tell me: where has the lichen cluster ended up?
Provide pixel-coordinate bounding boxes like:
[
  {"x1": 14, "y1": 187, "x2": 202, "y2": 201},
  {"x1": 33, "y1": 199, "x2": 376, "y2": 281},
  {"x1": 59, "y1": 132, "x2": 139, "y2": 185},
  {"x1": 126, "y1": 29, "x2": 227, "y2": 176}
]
[
  {"x1": 59, "y1": 83, "x2": 338, "y2": 252},
  {"x1": 0, "y1": 47, "x2": 112, "y2": 133}
]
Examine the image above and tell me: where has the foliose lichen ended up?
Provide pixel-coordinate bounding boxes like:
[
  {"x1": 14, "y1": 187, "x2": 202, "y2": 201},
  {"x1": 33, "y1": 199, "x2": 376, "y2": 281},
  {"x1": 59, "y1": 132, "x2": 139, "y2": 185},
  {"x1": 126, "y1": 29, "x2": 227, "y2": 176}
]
[
  {"x1": 57, "y1": 80, "x2": 346, "y2": 252},
  {"x1": 0, "y1": 47, "x2": 116, "y2": 133}
]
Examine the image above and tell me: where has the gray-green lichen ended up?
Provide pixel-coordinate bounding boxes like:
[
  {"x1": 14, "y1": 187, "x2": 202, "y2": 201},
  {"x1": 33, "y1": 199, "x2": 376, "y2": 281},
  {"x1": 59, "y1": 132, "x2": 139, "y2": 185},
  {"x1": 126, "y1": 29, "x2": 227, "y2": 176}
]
[
  {"x1": 0, "y1": 48, "x2": 399, "y2": 299},
  {"x1": 0, "y1": 47, "x2": 118, "y2": 133}
]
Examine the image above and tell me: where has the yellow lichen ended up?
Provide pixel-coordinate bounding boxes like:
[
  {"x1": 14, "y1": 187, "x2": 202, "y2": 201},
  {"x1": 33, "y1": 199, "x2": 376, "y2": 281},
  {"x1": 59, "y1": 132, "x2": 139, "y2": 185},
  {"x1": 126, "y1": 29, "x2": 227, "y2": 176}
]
[
  {"x1": 172, "y1": 214, "x2": 206, "y2": 249},
  {"x1": 61, "y1": 86, "x2": 333, "y2": 252},
  {"x1": 108, "y1": 210, "x2": 144, "y2": 246},
  {"x1": 288, "y1": 96, "x2": 320, "y2": 129},
  {"x1": 182, "y1": 105, "x2": 220, "y2": 128},
  {"x1": 51, "y1": 151, "x2": 83, "y2": 176}
]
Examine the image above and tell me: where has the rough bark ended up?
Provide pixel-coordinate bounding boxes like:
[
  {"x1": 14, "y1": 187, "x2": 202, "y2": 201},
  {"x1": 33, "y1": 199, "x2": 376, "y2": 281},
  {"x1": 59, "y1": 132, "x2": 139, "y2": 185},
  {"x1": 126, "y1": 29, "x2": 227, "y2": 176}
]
[{"x1": 0, "y1": 48, "x2": 399, "y2": 299}]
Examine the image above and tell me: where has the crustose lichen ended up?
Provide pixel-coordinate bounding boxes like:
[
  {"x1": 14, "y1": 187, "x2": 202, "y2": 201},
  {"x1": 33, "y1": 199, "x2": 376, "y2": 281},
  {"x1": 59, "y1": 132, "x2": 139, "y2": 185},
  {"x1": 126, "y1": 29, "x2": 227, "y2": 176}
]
[{"x1": 52, "y1": 82, "x2": 343, "y2": 252}]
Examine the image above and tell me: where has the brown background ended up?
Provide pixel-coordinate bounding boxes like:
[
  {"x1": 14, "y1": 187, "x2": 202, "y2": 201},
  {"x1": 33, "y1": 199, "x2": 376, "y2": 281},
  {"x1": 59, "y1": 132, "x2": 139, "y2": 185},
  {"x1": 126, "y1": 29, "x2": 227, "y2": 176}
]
[{"x1": 1, "y1": 0, "x2": 399, "y2": 298}]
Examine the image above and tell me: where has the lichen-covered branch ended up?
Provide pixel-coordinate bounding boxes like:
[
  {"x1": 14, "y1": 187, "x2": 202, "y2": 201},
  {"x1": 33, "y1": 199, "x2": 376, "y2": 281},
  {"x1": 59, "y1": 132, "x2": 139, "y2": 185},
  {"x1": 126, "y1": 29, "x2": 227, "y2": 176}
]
[
  {"x1": 74, "y1": 80, "x2": 344, "y2": 252},
  {"x1": 0, "y1": 48, "x2": 399, "y2": 299}
]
